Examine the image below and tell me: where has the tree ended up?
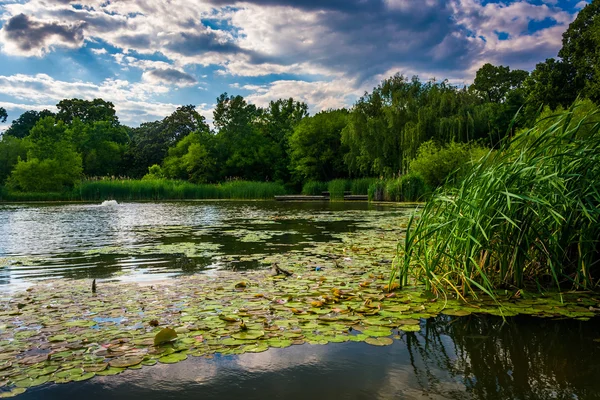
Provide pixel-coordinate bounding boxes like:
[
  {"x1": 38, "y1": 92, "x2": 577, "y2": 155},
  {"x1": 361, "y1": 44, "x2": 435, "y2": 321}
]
[
  {"x1": 9, "y1": 117, "x2": 82, "y2": 191},
  {"x1": 56, "y1": 98, "x2": 119, "y2": 126},
  {"x1": 4, "y1": 109, "x2": 56, "y2": 139},
  {"x1": 471, "y1": 63, "x2": 529, "y2": 103},
  {"x1": 289, "y1": 110, "x2": 349, "y2": 182},
  {"x1": 559, "y1": 0, "x2": 600, "y2": 102},
  {"x1": 256, "y1": 98, "x2": 308, "y2": 182},
  {"x1": 0, "y1": 136, "x2": 30, "y2": 184},
  {"x1": 525, "y1": 58, "x2": 578, "y2": 111},
  {"x1": 213, "y1": 93, "x2": 273, "y2": 180},
  {"x1": 0, "y1": 107, "x2": 6, "y2": 124},
  {"x1": 162, "y1": 131, "x2": 217, "y2": 183},
  {"x1": 127, "y1": 105, "x2": 210, "y2": 178},
  {"x1": 68, "y1": 119, "x2": 129, "y2": 177}
]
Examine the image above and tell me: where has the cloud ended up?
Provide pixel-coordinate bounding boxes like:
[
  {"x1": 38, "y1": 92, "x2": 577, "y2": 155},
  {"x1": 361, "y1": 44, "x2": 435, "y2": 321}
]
[
  {"x1": 0, "y1": 73, "x2": 211, "y2": 126},
  {"x1": 142, "y1": 68, "x2": 197, "y2": 87},
  {"x1": 0, "y1": 13, "x2": 85, "y2": 56}
]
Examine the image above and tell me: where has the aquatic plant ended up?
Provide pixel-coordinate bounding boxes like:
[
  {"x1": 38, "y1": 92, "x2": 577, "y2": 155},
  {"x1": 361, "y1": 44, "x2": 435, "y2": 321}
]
[
  {"x1": 397, "y1": 105, "x2": 600, "y2": 296},
  {"x1": 327, "y1": 179, "x2": 350, "y2": 200}
]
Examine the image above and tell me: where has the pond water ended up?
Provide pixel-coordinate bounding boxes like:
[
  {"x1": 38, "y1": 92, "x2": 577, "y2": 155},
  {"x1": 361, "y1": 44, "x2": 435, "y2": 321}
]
[
  {"x1": 1, "y1": 201, "x2": 599, "y2": 400},
  {"x1": 0, "y1": 201, "x2": 406, "y2": 291}
]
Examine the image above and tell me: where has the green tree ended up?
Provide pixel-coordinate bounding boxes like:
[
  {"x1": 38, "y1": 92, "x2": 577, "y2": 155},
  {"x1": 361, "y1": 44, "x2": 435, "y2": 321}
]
[
  {"x1": 128, "y1": 105, "x2": 209, "y2": 178},
  {"x1": 470, "y1": 63, "x2": 529, "y2": 103},
  {"x1": 0, "y1": 107, "x2": 6, "y2": 124},
  {"x1": 256, "y1": 98, "x2": 308, "y2": 182},
  {"x1": 213, "y1": 93, "x2": 272, "y2": 180},
  {"x1": 162, "y1": 131, "x2": 217, "y2": 183},
  {"x1": 56, "y1": 98, "x2": 119, "y2": 126},
  {"x1": 0, "y1": 136, "x2": 30, "y2": 184},
  {"x1": 559, "y1": 0, "x2": 600, "y2": 102},
  {"x1": 4, "y1": 109, "x2": 55, "y2": 139},
  {"x1": 342, "y1": 74, "x2": 492, "y2": 177},
  {"x1": 68, "y1": 119, "x2": 129, "y2": 177},
  {"x1": 9, "y1": 117, "x2": 82, "y2": 191},
  {"x1": 289, "y1": 109, "x2": 349, "y2": 182},
  {"x1": 525, "y1": 58, "x2": 579, "y2": 111}
]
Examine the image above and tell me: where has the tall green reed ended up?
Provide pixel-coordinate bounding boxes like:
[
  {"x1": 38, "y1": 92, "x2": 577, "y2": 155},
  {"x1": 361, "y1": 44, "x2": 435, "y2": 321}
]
[{"x1": 395, "y1": 105, "x2": 600, "y2": 298}]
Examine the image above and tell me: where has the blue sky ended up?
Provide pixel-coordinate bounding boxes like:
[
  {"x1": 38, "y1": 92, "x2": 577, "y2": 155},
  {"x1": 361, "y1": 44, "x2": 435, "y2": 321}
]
[{"x1": 0, "y1": 0, "x2": 591, "y2": 128}]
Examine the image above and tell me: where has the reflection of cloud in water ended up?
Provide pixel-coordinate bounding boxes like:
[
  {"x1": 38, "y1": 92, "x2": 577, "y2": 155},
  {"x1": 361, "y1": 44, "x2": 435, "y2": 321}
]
[{"x1": 234, "y1": 344, "x2": 326, "y2": 372}]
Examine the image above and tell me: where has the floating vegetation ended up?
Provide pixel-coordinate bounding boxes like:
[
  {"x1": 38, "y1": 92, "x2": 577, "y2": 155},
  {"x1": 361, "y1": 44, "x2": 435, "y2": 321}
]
[{"x1": 0, "y1": 203, "x2": 599, "y2": 397}]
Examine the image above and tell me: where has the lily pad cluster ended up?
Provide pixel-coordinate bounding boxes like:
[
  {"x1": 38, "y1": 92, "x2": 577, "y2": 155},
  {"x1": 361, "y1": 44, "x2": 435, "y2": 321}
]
[{"x1": 0, "y1": 207, "x2": 599, "y2": 397}]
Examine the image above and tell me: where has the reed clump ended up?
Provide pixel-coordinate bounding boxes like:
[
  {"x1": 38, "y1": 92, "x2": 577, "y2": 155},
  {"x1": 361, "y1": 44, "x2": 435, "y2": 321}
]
[{"x1": 396, "y1": 105, "x2": 600, "y2": 297}]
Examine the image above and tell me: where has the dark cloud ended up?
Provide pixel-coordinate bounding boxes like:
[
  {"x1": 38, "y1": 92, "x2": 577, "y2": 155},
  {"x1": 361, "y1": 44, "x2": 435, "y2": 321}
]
[
  {"x1": 206, "y1": 0, "x2": 380, "y2": 12},
  {"x1": 145, "y1": 68, "x2": 197, "y2": 85},
  {"x1": 2, "y1": 13, "x2": 85, "y2": 53},
  {"x1": 165, "y1": 31, "x2": 248, "y2": 56}
]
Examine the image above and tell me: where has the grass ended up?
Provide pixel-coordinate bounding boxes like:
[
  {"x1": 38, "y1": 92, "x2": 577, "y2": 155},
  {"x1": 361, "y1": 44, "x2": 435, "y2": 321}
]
[
  {"x1": 301, "y1": 181, "x2": 328, "y2": 195},
  {"x1": 394, "y1": 105, "x2": 600, "y2": 298},
  {"x1": 327, "y1": 179, "x2": 350, "y2": 200},
  {"x1": 0, "y1": 179, "x2": 287, "y2": 202},
  {"x1": 368, "y1": 174, "x2": 429, "y2": 202}
]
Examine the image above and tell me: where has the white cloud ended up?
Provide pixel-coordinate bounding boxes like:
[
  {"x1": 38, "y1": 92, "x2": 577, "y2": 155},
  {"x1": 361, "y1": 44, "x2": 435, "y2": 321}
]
[{"x1": 0, "y1": 73, "x2": 211, "y2": 126}]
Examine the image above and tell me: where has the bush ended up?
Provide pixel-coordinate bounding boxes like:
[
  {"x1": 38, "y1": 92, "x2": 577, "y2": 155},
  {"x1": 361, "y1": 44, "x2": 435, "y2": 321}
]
[{"x1": 409, "y1": 140, "x2": 489, "y2": 188}]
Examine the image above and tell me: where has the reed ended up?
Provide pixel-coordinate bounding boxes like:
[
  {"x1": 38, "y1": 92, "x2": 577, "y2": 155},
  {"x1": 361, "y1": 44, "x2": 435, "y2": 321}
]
[
  {"x1": 327, "y1": 179, "x2": 350, "y2": 200},
  {"x1": 395, "y1": 105, "x2": 600, "y2": 297},
  {"x1": 301, "y1": 181, "x2": 328, "y2": 195}
]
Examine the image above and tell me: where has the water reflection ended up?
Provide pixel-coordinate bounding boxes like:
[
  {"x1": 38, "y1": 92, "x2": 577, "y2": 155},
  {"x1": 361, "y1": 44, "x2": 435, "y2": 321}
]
[
  {"x1": 0, "y1": 201, "x2": 405, "y2": 291},
  {"x1": 19, "y1": 315, "x2": 600, "y2": 400}
]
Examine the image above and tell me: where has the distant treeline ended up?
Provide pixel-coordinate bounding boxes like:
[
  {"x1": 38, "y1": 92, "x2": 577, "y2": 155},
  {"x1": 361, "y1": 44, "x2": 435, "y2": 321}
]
[{"x1": 0, "y1": 2, "x2": 598, "y2": 198}]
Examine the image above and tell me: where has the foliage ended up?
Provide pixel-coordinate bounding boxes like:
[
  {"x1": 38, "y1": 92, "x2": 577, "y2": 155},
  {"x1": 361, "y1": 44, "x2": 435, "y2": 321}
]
[
  {"x1": 398, "y1": 105, "x2": 600, "y2": 297},
  {"x1": 342, "y1": 74, "x2": 497, "y2": 177},
  {"x1": 525, "y1": 58, "x2": 578, "y2": 111},
  {"x1": 8, "y1": 117, "x2": 82, "y2": 192},
  {"x1": 470, "y1": 63, "x2": 529, "y2": 103},
  {"x1": 558, "y1": 0, "x2": 600, "y2": 103},
  {"x1": 327, "y1": 179, "x2": 350, "y2": 200},
  {"x1": 0, "y1": 136, "x2": 30, "y2": 184},
  {"x1": 301, "y1": 181, "x2": 328, "y2": 195},
  {"x1": 289, "y1": 110, "x2": 349, "y2": 183},
  {"x1": 4, "y1": 109, "x2": 55, "y2": 139},
  {"x1": 409, "y1": 140, "x2": 488, "y2": 188},
  {"x1": 0, "y1": 107, "x2": 6, "y2": 123},
  {"x1": 75, "y1": 179, "x2": 286, "y2": 201},
  {"x1": 369, "y1": 174, "x2": 429, "y2": 202},
  {"x1": 162, "y1": 131, "x2": 216, "y2": 183},
  {"x1": 56, "y1": 98, "x2": 119, "y2": 126},
  {"x1": 142, "y1": 164, "x2": 164, "y2": 180},
  {"x1": 350, "y1": 178, "x2": 376, "y2": 195}
]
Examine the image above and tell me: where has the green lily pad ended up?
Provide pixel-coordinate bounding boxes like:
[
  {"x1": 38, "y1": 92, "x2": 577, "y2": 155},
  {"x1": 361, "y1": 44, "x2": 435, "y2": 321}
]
[
  {"x1": 0, "y1": 388, "x2": 26, "y2": 398},
  {"x1": 365, "y1": 337, "x2": 394, "y2": 346},
  {"x1": 231, "y1": 331, "x2": 264, "y2": 340},
  {"x1": 109, "y1": 356, "x2": 144, "y2": 368},
  {"x1": 158, "y1": 353, "x2": 188, "y2": 364},
  {"x1": 154, "y1": 328, "x2": 178, "y2": 346}
]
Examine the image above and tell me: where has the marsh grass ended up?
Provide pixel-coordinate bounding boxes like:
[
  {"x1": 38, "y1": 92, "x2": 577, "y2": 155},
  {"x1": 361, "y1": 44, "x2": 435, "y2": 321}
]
[
  {"x1": 1, "y1": 180, "x2": 287, "y2": 201},
  {"x1": 301, "y1": 181, "x2": 328, "y2": 195},
  {"x1": 395, "y1": 106, "x2": 600, "y2": 298}
]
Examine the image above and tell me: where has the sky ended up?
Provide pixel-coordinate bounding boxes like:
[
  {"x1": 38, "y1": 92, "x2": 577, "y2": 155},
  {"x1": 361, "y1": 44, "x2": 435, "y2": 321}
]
[{"x1": 0, "y1": 0, "x2": 591, "y2": 129}]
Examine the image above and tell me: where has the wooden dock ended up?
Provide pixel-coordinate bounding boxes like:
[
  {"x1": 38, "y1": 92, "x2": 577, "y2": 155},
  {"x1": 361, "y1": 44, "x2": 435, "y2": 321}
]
[
  {"x1": 343, "y1": 195, "x2": 368, "y2": 201},
  {"x1": 274, "y1": 195, "x2": 329, "y2": 201}
]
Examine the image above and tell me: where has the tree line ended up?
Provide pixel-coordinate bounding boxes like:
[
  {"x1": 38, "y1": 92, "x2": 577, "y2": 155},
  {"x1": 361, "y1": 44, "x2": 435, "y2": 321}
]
[{"x1": 0, "y1": 0, "x2": 598, "y2": 193}]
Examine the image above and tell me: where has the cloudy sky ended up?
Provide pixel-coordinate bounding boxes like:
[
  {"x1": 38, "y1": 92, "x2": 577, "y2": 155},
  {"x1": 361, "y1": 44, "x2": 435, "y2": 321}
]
[{"x1": 0, "y1": 0, "x2": 590, "y2": 128}]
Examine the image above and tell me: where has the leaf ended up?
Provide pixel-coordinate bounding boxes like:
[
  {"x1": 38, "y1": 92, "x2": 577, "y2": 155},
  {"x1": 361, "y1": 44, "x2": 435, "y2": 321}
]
[
  {"x1": 365, "y1": 337, "x2": 393, "y2": 346},
  {"x1": 109, "y1": 356, "x2": 144, "y2": 368},
  {"x1": 231, "y1": 331, "x2": 264, "y2": 340},
  {"x1": 154, "y1": 327, "x2": 178, "y2": 346},
  {"x1": 0, "y1": 388, "x2": 26, "y2": 398},
  {"x1": 399, "y1": 324, "x2": 420, "y2": 332},
  {"x1": 158, "y1": 353, "x2": 187, "y2": 364}
]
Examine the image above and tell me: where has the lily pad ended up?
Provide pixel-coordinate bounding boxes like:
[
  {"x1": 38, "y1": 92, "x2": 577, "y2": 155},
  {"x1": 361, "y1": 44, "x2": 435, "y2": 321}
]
[
  {"x1": 158, "y1": 353, "x2": 188, "y2": 364},
  {"x1": 154, "y1": 328, "x2": 178, "y2": 346},
  {"x1": 365, "y1": 337, "x2": 394, "y2": 346}
]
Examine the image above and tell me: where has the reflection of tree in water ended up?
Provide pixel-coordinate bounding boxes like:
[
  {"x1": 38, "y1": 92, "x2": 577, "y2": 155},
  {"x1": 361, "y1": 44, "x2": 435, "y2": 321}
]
[{"x1": 403, "y1": 315, "x2": 600, "y2": 400}]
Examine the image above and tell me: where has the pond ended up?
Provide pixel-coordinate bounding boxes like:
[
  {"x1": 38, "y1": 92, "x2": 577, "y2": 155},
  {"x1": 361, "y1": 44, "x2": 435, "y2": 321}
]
[{"x1": 1, "y1": 201, "x2": 599, "y2": 400}]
